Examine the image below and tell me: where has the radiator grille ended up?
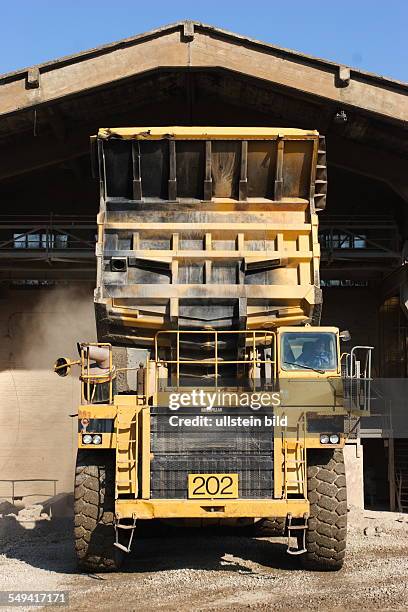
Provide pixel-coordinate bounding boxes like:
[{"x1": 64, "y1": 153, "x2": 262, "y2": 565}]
[{"x1": 150, "y1": 407, "x2": 274, "y2": 499}]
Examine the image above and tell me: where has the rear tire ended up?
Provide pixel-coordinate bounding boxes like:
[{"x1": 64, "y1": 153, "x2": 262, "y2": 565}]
[
  {"x1": 252, "y1": 517, "x2": 286, "y2": 537},
  {"x1": 74, "y1": 450, "x2": 124, "y2": 572},
  {"x1": 301, "y1": 449, "x2": 347, "y2": 571}
]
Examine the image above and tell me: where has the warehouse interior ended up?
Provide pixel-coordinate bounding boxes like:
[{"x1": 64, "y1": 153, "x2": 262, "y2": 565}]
[{"x1": 0, "y1": 21, "x2": 407, "y2": 509}]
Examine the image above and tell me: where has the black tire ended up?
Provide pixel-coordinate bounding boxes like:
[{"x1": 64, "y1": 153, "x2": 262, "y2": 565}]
[
  {"x1": 252, "y1": 517, "x2": 286, "y2": 537},
  {"x1": 74, "y1": 450, "x2": 124, "y2": 572},
  {"x1": 301, "y1": 449, "x2": 347, "y2": 571}
]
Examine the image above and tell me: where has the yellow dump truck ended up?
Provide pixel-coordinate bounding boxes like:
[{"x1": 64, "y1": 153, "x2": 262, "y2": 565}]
[{"x1": 55, "y1": 127, "x2": 372, "y2": 572}]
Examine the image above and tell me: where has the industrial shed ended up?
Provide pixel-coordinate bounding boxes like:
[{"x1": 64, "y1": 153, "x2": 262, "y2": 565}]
[{"x1": 0, "y1": 20, "x2": 407, "y2": 508}]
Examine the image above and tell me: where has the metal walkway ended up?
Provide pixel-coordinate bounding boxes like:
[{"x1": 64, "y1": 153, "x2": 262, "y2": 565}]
[{"x1": 0, "y1": 214, "x2": 402, "y2": 282}]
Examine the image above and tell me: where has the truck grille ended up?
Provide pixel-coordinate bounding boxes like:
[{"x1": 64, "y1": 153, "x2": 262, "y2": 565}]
[{"x1": 150, "y1": 406, "x2": 274, "y2": 499}]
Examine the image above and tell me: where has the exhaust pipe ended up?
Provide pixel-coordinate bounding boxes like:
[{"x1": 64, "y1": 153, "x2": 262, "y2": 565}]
[
  {"x1": 54, "y1": 345, "x2": 111, "y2": 377},
  {"x1": 86, "y1": 345, "x2": 110, "y2": 369}
]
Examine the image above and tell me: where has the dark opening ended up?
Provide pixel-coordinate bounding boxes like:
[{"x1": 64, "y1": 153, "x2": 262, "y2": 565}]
[
  {"x1": 111, "y1": 257, "x2": 127, "y2": 272},
  {"x1": 362, "y1": 438, "x2": 390, "y2": 510}
]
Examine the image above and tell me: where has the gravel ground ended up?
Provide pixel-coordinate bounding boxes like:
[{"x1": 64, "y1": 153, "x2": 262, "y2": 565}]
[{"x1": 0, "y1": 506, "x2": 408, "y2": 611}]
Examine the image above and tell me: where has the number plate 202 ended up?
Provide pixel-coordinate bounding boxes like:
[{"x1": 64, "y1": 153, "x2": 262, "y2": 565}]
[{"x1": 188, "y1": 473, "x2": 239, "y2": 499}]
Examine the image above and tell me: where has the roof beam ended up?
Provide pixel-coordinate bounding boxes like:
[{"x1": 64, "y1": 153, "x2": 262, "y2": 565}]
[
  {"x1": 0, "y1": 30, "x2": 188, "y2": 119},
  {"x1": 190, "y1": 30, "x2": 408, "y2": 124}
]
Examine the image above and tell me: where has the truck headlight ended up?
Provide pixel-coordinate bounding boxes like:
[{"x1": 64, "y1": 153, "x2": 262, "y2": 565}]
[
  {"x1": 92, "y1": 434, "x2": 102, "y2": 445},
  {"x1": 82, "y1": 434, "x2": 93, "y2": 444},
  {"x1": 330, "y1": 434, "x2": 340, "y2": 444},
  {"x1": 320, "y1": 434, "x2": 330, "y2": 444}
]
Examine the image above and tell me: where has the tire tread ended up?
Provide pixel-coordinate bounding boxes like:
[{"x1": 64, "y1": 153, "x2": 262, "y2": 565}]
[
  {"x1": 301, "y1": 449, "x2": 347, "y2": 571},
  {"x1": 74, "y1": 450, "x2": 122, "y2": 572}
]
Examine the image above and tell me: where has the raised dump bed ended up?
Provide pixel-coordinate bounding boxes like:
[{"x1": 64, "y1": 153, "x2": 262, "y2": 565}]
[{"x1": 92, "y1": 127, "x2": 327, "y2": 348}]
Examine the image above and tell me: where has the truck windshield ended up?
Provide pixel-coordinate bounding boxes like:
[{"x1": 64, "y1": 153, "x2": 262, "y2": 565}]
[{"x1": 281, "y1": 332, "x2": 338, "y2": 372}]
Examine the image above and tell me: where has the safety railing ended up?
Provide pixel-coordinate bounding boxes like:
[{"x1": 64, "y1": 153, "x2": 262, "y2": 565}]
[
  {"x1": 0, "y1": 479, "x2": 58, "y2": 505},
  {"x1": 0, "y1": 215, "x2": 96, "y2": 255},
  {"x1": 80, "y1": 343, "x2": 115, "y2": 405},
  {"x1": 342, "y1": 346, "x2": 374, "y2": 412},
  {"x1": 153, "y1": 329, "x2": 277, "y2": 390},
  {"x1": 319, "y1": 215, "x2": 400, "y2": 260}
]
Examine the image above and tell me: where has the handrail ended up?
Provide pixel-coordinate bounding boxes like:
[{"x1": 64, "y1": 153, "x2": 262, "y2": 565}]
[
  {"x1": 0, "y1": 479, "x2": 58, "y2": 504},
  {"x1": 0, "y1": 215, "x2": 96, "y2": 252},
  {"x1": 80, "y1": 343, "x2": 114, "y2": 405},
  {"x1": 154, "y1": 329, "x2": 277, "y2": 389},
  {"x1": 342, "y1": 345, "x2": 374, "y2": 413}
]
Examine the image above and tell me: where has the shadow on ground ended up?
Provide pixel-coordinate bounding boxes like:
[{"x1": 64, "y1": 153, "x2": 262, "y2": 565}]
[{"x1": 0, "y1": 517, "x2": 301, "y2": 575}]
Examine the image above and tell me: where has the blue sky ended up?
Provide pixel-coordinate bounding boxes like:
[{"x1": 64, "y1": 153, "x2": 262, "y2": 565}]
[{"x1": 1, "y1": 0, "x2": 407, "y2": 81}]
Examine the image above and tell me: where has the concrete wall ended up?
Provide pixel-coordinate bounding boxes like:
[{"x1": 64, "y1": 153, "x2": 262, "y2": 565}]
[
  {"x1": 344, "y1": 441, "x2": 365, "y2": 509},
  {"x1": 0, "y1": 285, "x2": 95, "y2": 499}
]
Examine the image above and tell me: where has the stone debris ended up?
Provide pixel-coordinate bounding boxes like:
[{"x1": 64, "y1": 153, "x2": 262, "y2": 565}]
[{"x1": 0, "y1": 508, "x2": 407, "y2": 610}]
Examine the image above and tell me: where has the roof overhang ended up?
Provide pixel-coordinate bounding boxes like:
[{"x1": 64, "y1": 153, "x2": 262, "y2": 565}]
[
  {"x1": 0, "y1": 20, "x2": 406, "y2": 203},
  {"x1": 0, "y1": 20, "x2": 407, "y2": 124}
]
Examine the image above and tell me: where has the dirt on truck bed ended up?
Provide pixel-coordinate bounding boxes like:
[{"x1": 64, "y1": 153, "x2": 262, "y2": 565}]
[{"x1": 1, "y1": 506, "x2": 408, "y2": 611}]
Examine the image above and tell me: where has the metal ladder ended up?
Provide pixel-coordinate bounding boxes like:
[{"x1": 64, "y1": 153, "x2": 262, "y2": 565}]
[
  {"x1": 114, "y1": 515, "x2": 138, "y2": 553},
  {"x1": 114, "y1": 403, "x2": 139, "y2": 553},
  {"x1": 282, "y1": 413, "x2": 307, "y2": 497},
  {"x1": 286, "y1": 512, "x2": 309, "y2": 555},
  {"x1": 115, "y1": 406, "x2": 138, "y2": 498},
  {"x1": 282, "y1": 413, "x2": 309, "y2": 555},
  {"x1": 283, "y1": 440, "x2": 306, "y2": 497}
]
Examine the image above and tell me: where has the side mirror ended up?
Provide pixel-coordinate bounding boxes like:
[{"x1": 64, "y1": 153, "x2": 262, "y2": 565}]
[
  {"x1": 54, "y1": 357, "x2": 80, "y2": 377},
  {"x1": 54, "y1": 357, "x2": 71, "y2": 377},
  {"x1": 339, "y1": 330, "x2": 351, "y2": 342}
]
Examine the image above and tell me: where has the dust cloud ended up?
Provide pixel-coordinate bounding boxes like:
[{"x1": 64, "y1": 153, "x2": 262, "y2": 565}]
[
  {"x1": 0, "y1": 284, "x2": 95, "y2": 494},
  {"x1": 6, "y1": 284, "x2": 96, "y2": 369}
]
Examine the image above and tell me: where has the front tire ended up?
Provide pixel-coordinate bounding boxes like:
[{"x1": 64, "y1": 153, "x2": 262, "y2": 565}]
[
  {"x1": 301, "y1": 449, "x2": 347, "y2": 571},
  {"x1": 74, "y1": 451, "x2": 124, "y2": 572}
]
